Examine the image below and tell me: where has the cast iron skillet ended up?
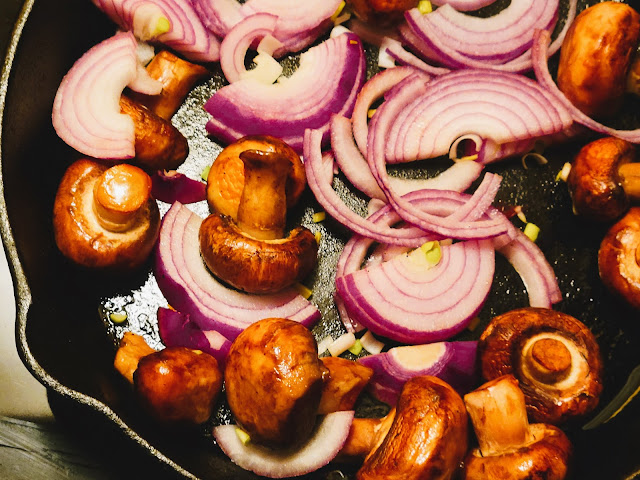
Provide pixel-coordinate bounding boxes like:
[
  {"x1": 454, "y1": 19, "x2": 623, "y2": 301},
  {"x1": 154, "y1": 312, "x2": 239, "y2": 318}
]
[{"x1": 2, "y1": 0, "x2": 640, "y2": 478}]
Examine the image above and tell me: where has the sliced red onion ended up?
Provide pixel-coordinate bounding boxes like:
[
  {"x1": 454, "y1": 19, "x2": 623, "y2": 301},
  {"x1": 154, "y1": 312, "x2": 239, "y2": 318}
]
[
  {"x1": 220, "y1": 13, "x2": 278, "y2": 83},
  {"x1": 192, "y1": 0, "x2": 246, "y2": 38},
  {"x1": 150, "y1": 170, "x2": 206, "y2": 204},
  {"x1": 157, "y1": 307, "x2": 231, "y2": 366},
  {"x1": 336, "y1": 239, "x2": 495, "y2": 344},
  {"x1": 358, "y1": 341, "x2": 478, "y2": 405},
  {"x1": 532, "y1": 29, "x2": 640, "y2": 143},
  {"x1": 52, "y1": 31, "x2": 137, "y2": 159},
  {"x1": 383, "y1": 37, "x2": 451, "y2": 76},
  {"x1": 431, "y1": 0, "x2": 498, "y2": 11},
  {"x1": 153, "y1": 202, "x2": 320, "y2": 340},
  {"x1": 92, "y1": 0, "x2": 221, "y2": 62},
  {"x1": 213, "y1": 411, "x2": 354, "y2": 478},
  {"x1": 205, "y1": 32, "x2": 365, "y2": 153}
]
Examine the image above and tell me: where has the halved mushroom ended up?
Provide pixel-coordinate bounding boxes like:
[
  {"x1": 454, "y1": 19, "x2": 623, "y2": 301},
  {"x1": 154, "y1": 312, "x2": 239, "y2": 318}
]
[
  {"x1": 200, "y1": 141, "x2": 317, "y2": 294},
  {"x1": 224, "y1": 318, "x2": 328, "y2": 448},
  {"x1": 318, "y1": 356, "x2": 374, "y2": 415},
  {"x1": 479, "y1": 307, "x2": 603, "y2": 425},
  {"x1": 463, "y1": 375, "x2": 572, "y2": 480},
  {"x1": 53, "y1": 159, "x2": 160, "y2": 270},
  {"x1": 356, "y1": 376, "x2": 468, "y2": 480},
  {"x1": 599, "y1": 207, "x2": 640, "y2": 310},
  {"x1": 566, "y1": 137, "x2": 640, "y2": 222},
  {"x1": 557, "y1": 1, "x2": 640, "y2": 119}
]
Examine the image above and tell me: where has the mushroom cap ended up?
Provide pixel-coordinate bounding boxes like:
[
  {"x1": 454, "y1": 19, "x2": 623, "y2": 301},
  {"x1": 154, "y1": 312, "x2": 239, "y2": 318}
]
[
  {"x1": 347, "y1": 0, "x2": 419, "y2": 26},
  {"x1": 357, "y1": 376, "x2": 468, "y2": 480},
  {"x1": 598, "y1": 207, "x2": 640, "y2": 310},
  {"x1": 198, "y1": 213, "x2": 318, "y2": 294},
  {"x1": 463, "y1": 423, "x2": 572, "y2": 480},
  {"x1": 479, "y1": 308, "x2": 603, "y2": 425},
  {"x1": 567, "y1": 137, "x2": 634, "y2": 222},
  {"x1": 224, "y1": 318, "x2": 327, "y2": 448},
  {"x1": 557, "y1": 1, "x2": 640, "y2": 118},
  {"x1": 53, "y1": 158, "x2": 160, "y2": 270},
  {"x1": 206, "y1": 135, "x2": 306, "y2": 220}
]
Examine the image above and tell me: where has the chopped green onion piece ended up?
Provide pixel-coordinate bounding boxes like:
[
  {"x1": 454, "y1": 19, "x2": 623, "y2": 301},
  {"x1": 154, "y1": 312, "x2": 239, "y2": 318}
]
[
  {"x1": 418, "y1": 0, "x2": 433, "y2": 14},
  {"x1": 109, "y1": 312, "x2": 128, "y2": 324},
  {"x1": 348, "y1": 339, "x2": 363, "y2": 355},
  {"x1": 331, "y1": 1, "x2": 346, "y2": 22},
  {"x1": 367, "y1": 108, "x2": 377, "y2": 119},
  {"x1": 524, "y1": 223, "x2": 540, "y2": 242},
  {"x1": 153, "y1": 16, "x2": 171, "y2": 37},
  {"x1": 235, "y1": 427, "x2": 251, "y2": 445},
  {"x1": 420, "y1": 241, "x2": 442, "y2": 265},
  {"x1": 555, "y1": 162, "x2": 572, "y2": 182},
  {"x1": 201, "y1": 165, "x2": 211, "y2": 182},
  {"x1": 317, "y1": 336, "x2": 334, "y2": 355},
  {"x1": 361, "y1": 330, "x2": 384, "y2": 354},
  {"x1": 312, "y1": 211, "x2": 326, "y2": 223},
  {"x1": 314, "y1": 231, "x2": 322, "y2": 244},
  {"x1": 329, "y1": 333, "x2": 356, "y2": 356},
  {"x1": 514, "y1": 206, "x2": 527, "y2": 224},
  {"x1": 294, "y1": 282, "x2": 312, "y2": 299}
]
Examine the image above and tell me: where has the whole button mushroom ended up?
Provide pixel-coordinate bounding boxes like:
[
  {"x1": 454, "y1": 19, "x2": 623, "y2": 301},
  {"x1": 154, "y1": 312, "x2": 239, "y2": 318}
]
[
  {"x1": 567, "y1": 137, "x2": 640, "y2": 222},
  {"x1": 200, "y1": 138, "x2": 317, "y2": 294},
  {"x1": 557, "y1": 2, "x2": 640, "y2": 119},
  {"x1": 53, "y1": 159, "x2": 160, "y2": 270},
  {"x1": 463, "y1": 375, "x2": 572, "y2": 480},
  {"x1": 479, "y1": 307, "x2": 603, "y2": 425},
  {"x1": 224, "y1": 318, "x2": 328, "y2": 448},
  {"x1": 599, "y1": 207, "x2": 640, "y2": 310}
]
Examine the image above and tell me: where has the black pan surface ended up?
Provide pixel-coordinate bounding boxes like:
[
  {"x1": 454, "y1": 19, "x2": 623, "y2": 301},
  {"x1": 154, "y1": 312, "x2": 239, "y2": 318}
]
[{"x1": 2, "y1": 0, "x2": 640, "y2": 479}]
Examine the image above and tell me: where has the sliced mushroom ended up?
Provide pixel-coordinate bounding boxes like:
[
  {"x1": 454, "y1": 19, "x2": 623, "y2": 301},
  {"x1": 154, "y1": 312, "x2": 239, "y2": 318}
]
[
  {"x1": 356, "y1": 376, "x2": 468, "y2": 480},
  {"x1": 463, "y1": 375, "x2": 572, "y2": 480},
  {"x1": 557, "y1": 1, "x2": 640, "y2": 118},
  {"x1": 224, "y1": 318, "x2": 328, "y2": 448},
  {"x1": 114, "y1": 331, "x2": 157, "y2": 384},
  {"x1": 200, "y1": 141, "x2": 317, "y2": 294},
  {"x1": 599, "y1": 207, "x2": 640, "y2": 310},
  {"x1": 479, "y1": 307, "x2": 603, "y2": 425},
  {"x1": 336, "y1": 409, "x2": 396, "y2": 463},
  {"x1": 567, "y1": 136, "x2": 640, "y2": 222},
  {"x1": 128, "y1": 50, "x2": 209, "y2": 120},
  {"x1": 53, "y1": 159, "x2": 160, "y2": 270},
  {"x1": 318, "y1": 356, "x2": 374, "y2": 415}
]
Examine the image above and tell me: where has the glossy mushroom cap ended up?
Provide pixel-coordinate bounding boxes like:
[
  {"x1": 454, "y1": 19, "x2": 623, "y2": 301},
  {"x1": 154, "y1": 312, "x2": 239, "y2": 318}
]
[
  {"x1": 53, "y1": 159, "x2": 160, "y2": 270},
  {"x1": 599, "y1": 207, "x2": 640, "y2": 310},
  {"x1": 347, "y1": 0, "x2": 419, "y2": 27},
  {"x1": 479, "y1": 308, "x2": 603, "y2": 425}
]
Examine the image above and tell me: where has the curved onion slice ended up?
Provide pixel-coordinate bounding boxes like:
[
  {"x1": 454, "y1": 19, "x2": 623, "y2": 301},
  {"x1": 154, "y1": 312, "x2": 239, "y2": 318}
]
[
  {"x1": 151, "y1": 170, "x2": 206, "y2": 204},
  {"x1": 213, "y1": 411, "x2": 354, "y2": 478},
  {"x1": 359, "y1": 341, "x2": 478, "y2": 405},
  {"x1": 205, "y1": 32, "x2": 365, "y2": 153},
  {"x1": 92, "y1": 0, "x2": 220, "y2": 62},
  {"x1": 157, "y1": 307, "x2": 231, "y2": 366},
  {"x1": 192, "y1": 0, "x2": 246, "y2": 38},
  {"x1": 532, "y1": 29, "x2": 640, "y2": 143},
  {"x1": 431, "y1": 0, "x2": 498, "y2": 11},
  {"x1": 52, "y1": 31, "x2": 137, "y2": 159},
  {"x1": 153, "y1": 202, "x2": 320, "y2": 340},
  {"x1": 335, "y1": 239, "x2": 495, "y2": 344},
  {"x1": 220, "y1": 13, "x2": 279, "y2": 83}
]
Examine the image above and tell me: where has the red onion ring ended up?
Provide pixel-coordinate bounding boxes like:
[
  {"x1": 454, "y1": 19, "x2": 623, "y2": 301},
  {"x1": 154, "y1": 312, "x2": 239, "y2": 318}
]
[
  {"x1": 192, "y1": 0, "x2": 246, "y2": 38},
  {"x1": 153, "y1": 202, "x2": 320, "y2": 340},
  {"x1": 431, "y1": 0, "x2": 498, "y2": 11},
  {"x1": 205, "y1": 32, "x2": 366, "y2": 153},
  {"x1": 52, "y1": 31, "x2": 137, "y2": 159}
]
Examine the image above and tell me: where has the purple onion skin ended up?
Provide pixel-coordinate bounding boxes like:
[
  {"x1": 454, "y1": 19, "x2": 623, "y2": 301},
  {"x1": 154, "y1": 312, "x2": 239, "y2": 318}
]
[
  {"x1": 157, "y1": 307, "x2": 231, "y2": 367},
  {"x1": 358, "y1": 341, "x2": 478, "y2": 406},
  {"x1": 151, "y1": 171, "x2": 206, "y2": 204}
]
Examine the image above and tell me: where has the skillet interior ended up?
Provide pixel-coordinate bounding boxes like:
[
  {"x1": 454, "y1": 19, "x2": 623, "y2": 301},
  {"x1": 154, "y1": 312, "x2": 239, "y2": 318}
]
[{"x1": 2, "y1": 0, "x2": 640, "y2": 478}]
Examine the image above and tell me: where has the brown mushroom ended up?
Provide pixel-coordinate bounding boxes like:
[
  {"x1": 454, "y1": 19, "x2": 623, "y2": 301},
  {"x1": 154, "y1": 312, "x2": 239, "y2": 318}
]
[
  {"x1": 479, "y1": 307, "x2": 603, "y2": 425},
  {"x1": 566, "y1": 136, "x2": 640, "y2": 222},
  {"x1": 318, "y1": 356, "x2": 374, "y2": 415},
  {"x1": 127, "y1": 50, "x2": 209, "y2": 120},
  {"x1": 119, "y1": 95, "x2": 189, "y2": 172},
  {"x1": 346, "y1": 0, "x2": 419, "y2": 27},
  {"x1": 557, "y1": 1, "x2": 640, "y2": 119},
  {"x1": 463, "y1": 375, "x2": 572, "y2": 480},
  {"x1": 134, "y1": 346, "x2": 223, "y2": 425},
  {"x1": 336, "y1": 408, "x2": 396, "y2": 463},
  {"x1": 599, "y1": 207, "x2": 640, "y2": 309},
  {"x1": 206, "y1": 135, "x2": 306, "y2": 222},
  {"x1": 114, "y1": 331, "x2": 157, "y2": 383},
  {"x1": 53, "y1": 159, "x2": 160, "y2": 270},
  {"x1": 200, "y1": 142, "x2": 317, "y2": 294},
  {"x1": 356, "y1": 376, "x2": 468, "y2": 480},
  {"x1": 224, "y1": 318, "x2": 328, "y2": 448}
]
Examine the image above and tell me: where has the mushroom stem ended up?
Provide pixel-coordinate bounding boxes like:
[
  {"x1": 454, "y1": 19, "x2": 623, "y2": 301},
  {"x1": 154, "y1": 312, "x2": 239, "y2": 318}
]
[
  {"x1": 524, "y1": 337, "x2": 572, "y2": 384},
  {"x1": 93, "y1": 163, "x2": 152, "y2": 232},
  {"x1": 619, "y1": 162, "x2": 640, "y2": 201},
  {"x1": 337, "y1": 410, "x2": 395, "y2": 462},
  {"x1": 464, "y1": 375, "x2": 531, "y2": 457},
  {"x1": 236, "y1": 149, "x2": 291, "y2": 240}
]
